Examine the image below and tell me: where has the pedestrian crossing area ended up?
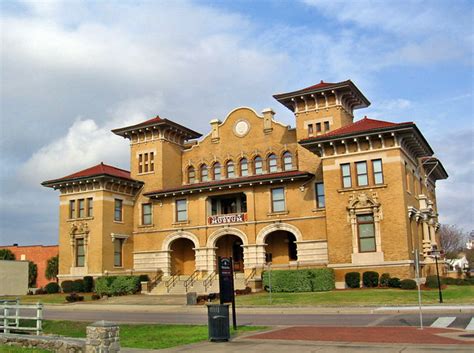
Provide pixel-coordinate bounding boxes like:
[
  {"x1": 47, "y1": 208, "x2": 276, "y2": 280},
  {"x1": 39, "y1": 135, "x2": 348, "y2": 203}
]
[{"x1": 430, "y1": 316, "x2": 474, "y2": 330}]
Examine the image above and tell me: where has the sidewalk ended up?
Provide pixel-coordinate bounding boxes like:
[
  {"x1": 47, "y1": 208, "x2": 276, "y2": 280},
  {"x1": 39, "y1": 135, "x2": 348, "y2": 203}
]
[{"x1": 120, "y1": 326, "x2": 474, "y2": 353}]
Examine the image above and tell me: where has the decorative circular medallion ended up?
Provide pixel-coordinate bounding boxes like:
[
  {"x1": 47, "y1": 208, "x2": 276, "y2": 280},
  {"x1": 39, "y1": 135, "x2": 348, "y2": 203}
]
[{"x1": 234, "y1": 120, "x2": 250, "y2": 137}]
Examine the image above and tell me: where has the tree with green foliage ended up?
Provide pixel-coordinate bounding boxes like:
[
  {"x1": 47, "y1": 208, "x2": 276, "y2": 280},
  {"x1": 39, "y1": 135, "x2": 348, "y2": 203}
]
[
  {"x1": 45, "y1": 255, "x2": 59, "y2": 282},
  {"x1": 29, "y1": 261, "x2": 38, "y2": 287},
  {"x1": 0, "y1": 249, "x2": 16, "y2": 260}
]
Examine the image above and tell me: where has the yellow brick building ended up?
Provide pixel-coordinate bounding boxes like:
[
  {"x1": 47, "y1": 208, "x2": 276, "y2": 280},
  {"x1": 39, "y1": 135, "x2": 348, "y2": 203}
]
[{"x1": 42, "y1": 80, "x2": 448, "y2": 291}]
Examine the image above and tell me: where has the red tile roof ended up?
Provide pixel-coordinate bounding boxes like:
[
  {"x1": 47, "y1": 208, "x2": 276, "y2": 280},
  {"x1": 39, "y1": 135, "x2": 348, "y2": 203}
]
[
  {"x1": 125, "y1": 115, "x2": 162, "y2": 129},
  {"x1": 299, "y1": 80, "x2": 337, "y2": 92},
  {"x1": 144, "y1": 170, "x2": 313, "y2": 198},
  {"x1": 301, "y1": 117, "x2": 413, "y2": 142},
  {"x1": 42, "y1": 162, "x2": 135, "y2": 185}
]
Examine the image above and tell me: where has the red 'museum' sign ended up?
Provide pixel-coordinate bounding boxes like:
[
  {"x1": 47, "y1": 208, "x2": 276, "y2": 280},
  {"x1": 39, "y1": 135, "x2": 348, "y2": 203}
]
[{"x1": 208, "y1": 213, "x2": 247, "y2": 225}]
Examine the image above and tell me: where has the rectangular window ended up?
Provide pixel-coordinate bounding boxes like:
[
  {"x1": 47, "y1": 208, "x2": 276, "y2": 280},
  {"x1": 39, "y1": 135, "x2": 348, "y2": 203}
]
[
  {"x1": 176, "y1": 199, "x2": 187, "y2": 222},
  {"x1": 138, "y1": 154, "x2": 143, "y2": 174},
  {"x1": 142, "y1": 203, "x2": 152, "y2": 225},
  {"x1": 341, "y1": 163, "x2": 352, "y2": 188},
  {"x1": 271, "y1": 187, "x2": 286, "y2": 212},
  {"x1": 78, "y1": 199, "x2": 85, "y2": 218},
  {"x1": 87, "y1": 198, "x2": 93, "y2": 217},
  {"x1": 405, "y1": 162, "x2": 410, "y2": 192},
  {"x1": 76, "y1": 238, "x2": 85, "y2": 267},
  {"x1": 315, "y1": 182, "x2": 325, "y2": 208},
  {"x1": 316, "y1": 122, "x2": 321, "y2": 132},
  {"x1": 114, "y1": 199, "x2": 123, "y2": 222},
  {"x1": 308, "y1": 124, "x2": 314, "y2": 135},
  {"x1": 324, "y1": 121, "x2": 330, "y2": 131},
  {"x1": 69, "y1": 200, "x2": 76, "y2": 219},
  {"x1": 357, "y1": 215, "x2": 376, "y2": 252},
  {"x1": 240, "y1": 160, "x2": 248, "y2": 176},
  {"x1": 149, "y1": 152, "x2": 154, "y2": 172},
  {"x1": 144, "y1": 153, "x2": 149, "y2": 172},
  {"x1": 356, "y1": 161, "x2": 368, "y2": 186},
  {"x1": 114, "y1": 238, "x2": 124, "y2": 267},
  {"x1": 412, "y1": 170, "x2": 416, "y2": 194},
  {"x1": 372, "y1": 159, "x2": 384, "y2": 185}
]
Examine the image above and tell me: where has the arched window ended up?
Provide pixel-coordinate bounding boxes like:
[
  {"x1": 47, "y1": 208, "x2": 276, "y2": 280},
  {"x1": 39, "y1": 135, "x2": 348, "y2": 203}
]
[
  {"x1": 240, "y1": 158, "x2": 248, "y2": 177},
  {"x1": 200, "y1": 164, "x2": 208, "y2": 182},
  {"x1": 283, "y1": 151, "x2": 293, "y2": 171},
  {"x1": 226, "y1": 160, "x2": 235, "y2": 178},
  {"x1": 268, "y1": 153, "x2": 278, "y2": 173},
  {"x1": 187, "y1": 166, "x2": 195, "y2": 183},
  {"x1": 254, "y1": 156, "x2": 263, "y2": 175},
  {"x1": 213, "y1": 162, "x2": 221, "y2": 180}
]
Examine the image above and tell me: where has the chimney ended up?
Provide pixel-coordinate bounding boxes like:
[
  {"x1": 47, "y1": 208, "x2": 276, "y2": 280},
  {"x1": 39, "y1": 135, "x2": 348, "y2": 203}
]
[
  {"x1": 262, "y1": 108, "x2": 275, "y2": 133},
  {"x1": 210, "y1": 119, "x2": 221, "y2": 143}
]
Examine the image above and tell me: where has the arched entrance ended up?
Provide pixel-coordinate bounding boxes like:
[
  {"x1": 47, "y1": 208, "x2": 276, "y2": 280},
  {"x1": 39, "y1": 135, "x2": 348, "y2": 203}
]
[
  {"x1": 265, "y1": 231, "x2": 297, "y2": 264},
  {"x1": 170, "y1": 238, "x2": 195, "y2": 275},
  {"x1": 215, "y1": 235, "x2": 244, "y2": 272}
]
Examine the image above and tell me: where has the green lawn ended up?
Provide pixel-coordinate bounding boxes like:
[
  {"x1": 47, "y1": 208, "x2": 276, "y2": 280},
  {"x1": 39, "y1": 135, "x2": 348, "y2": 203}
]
[
  {"x1": 236, "y1": 285, "x2": 474, "y2": 306},
  {"x1": 0, "y1": 294, "x2": 93, "y2": 305},
  {"x1": 41, "y1": 321, "x2": 263, "y2": 349},
  {"x1": 0, "y1": 346, "x2": 51, "y2": 353}
]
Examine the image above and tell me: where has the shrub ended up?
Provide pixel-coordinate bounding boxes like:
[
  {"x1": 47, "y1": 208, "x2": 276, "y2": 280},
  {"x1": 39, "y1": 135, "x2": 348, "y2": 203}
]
[
  {"x1": 441, "y1": 277, "x2": 457, "y2": 285},
  {"x1": 262, "y1": 269, "x2": 335, "y2": 292},
  {"x1": 72, "y1": 279, "x2": 85, "y2": 293},
  {"x1": 45, "y1": 282, "x2": 60, "y2": 294},
  {"x1": 28, "y1": 261, "x2": 38, "y2": 288},
  {"x1": 425, "y1": 275, "x2": 440, "y2": 289},
  {"x1": 95, "y1": 276, "x2": 142, "y2": 296},
  {"x1": 138, "y1": 274, "x2": 150, "y2": 282},
  {"x1": 35, "y1": 287, "x2": 46, "y2": 295},
  {"x1": 61, "y1": 280, "x2": 74, "y2": 293},
  {"x1": 65, "y1": 293, "x2": 84, "y2": 302},
  {"x1": 362, "y1": 271, "x2": 379, "y2": 288},
  {"x1": 235, "y1": 287, "x2": 252, "y2": 295},
  {"x1": 400, "y1": 279, "x2": 417, "y2": 290},
  {"x1": 380, "y1": 273, "x2": 391, "y2": 287},
  {"x1": 388, "y1": 277, "x2": 401, "y2": 288},
  {"x1": 91, "y1": 293, "x2": 101, "y2": 300},
  {"x1": 345, "y1": 272, "x2": 360, "y2": 288},
  {"x1": 83, "y1": 276, "x2": 94, "y2": 292}
]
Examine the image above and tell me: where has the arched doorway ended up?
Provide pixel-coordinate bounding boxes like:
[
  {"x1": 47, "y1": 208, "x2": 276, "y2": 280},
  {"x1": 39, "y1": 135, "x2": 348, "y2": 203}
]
[
  {"x1": 265, "y1": 231, "x2": 297, "y2": 264},
  {"x1": 170, "y1": 238, "x2": 195, "y2": 275},
  {"x1": 215, "y1": 234, "x2": 244, "y2": 272}
]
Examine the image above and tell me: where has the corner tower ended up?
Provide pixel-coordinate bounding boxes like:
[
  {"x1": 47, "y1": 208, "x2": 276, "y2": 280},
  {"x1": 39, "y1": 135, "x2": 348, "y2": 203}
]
[
  {"x1": 273, "y1": 80, "x2": 370, "y2": 141},
  {"x1": 112, "y1": 116, "x2": 202, "y2": 192}
]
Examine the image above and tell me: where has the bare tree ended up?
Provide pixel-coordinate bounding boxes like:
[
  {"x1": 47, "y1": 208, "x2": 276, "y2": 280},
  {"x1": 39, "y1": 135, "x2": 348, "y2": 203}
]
[{"x1": 439, "y1": 224, "x2": 468, "y2": 258}]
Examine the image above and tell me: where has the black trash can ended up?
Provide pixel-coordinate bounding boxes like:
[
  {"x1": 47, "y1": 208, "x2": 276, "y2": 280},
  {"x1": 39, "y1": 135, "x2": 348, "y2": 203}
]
[{"x1": 207, "y1": 304, "x2": 230, "y2": 342}]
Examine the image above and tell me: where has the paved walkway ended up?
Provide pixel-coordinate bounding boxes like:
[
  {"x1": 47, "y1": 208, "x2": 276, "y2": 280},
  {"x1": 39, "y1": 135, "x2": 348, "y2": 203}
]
[{"x1": 121, "y1": 325, "x2": 474, "y2": 353}]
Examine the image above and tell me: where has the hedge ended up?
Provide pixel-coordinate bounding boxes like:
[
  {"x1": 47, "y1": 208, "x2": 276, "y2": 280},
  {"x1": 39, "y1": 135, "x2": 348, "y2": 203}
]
[
  {"x1": 400, "y1": 279, "x2": 417, "y2": 290},
  {"x1": 83, "y1": 276, "x2": 94, "y2": 292},
  {"x1": 425, "y1": 275, "x2": 440, "y2": 289},
  {"x1": 388, "y1": 277, "x2": 401, "y2": 288},
  {"x1": 362, "y1": 271, "x2": 379, "y2": 288},
  {"x1": 95, "y1": 276, "x2": 141, "y2": 296},
  {"x1": 380, "y1": 273, "x2": 391, "y2": 287},
  {"x1": 45, "y1": 282, "x2": 60, "y2": 294},
  {"x1": 61, "y1": 280, "x2": 74, "y2": 293},
  {"x1": 345, "y1": 272, "x2": 360, "y2": 288},
  {"x1": 262, "y1": 269, "x2": 335, "y2": 292},
  {"x1": 72, "y1": 279, "x2": 85, "y2": 293}
]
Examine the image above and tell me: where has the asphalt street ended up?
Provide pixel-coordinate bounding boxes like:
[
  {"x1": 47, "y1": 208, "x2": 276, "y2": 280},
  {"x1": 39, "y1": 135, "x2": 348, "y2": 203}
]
[{"x1": 42, "y1": 307, "x2": 473, "y2": 329}]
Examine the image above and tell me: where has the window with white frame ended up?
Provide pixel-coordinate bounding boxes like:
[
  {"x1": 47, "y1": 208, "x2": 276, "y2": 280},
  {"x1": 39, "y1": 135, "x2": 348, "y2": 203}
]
[
  {"x1": 176, "y1": 199, "x2": 187, "y2": 222},
  {"x1": 356, "y1": 161, "x2": 368, "y2": 186},
  {"x1": 372, "y1": 159, "x2": 384, "y2": 185},
  {"x1": 315, "y1": 182, "x2": 325, "y2": 208},
  {"x1": 254, "y1": 156, "x2": 263, "y2": 175},
  {"x1": 142, "y1": 203, "x2": 152, "y2": 225},
  {"x1": 114, "y1": 238, "x2": 124, "y2": 267},
  {"x1": 271, "y1": 187, "x2": 286, "y2": 212},
  {"x1": 341, "y1": 163, "x2": 352, "y2": 188},
  {"x1": 87, "y1": 197, "x2": 93, "y2": 217},
  {"x1": 240, "y1": 158, "x2": 248, "y2": 176},
  {"x1": 200, "y1": 164, "x2": 208, "y2": 182},
  {"x1": 114, "y1": 199, "x2": 123, "y2": 221},
  {"x1": 76, "y1": 238, "x2": 85, "y2": 267},
  {"x1": 357, "y1": 215, "x2": 376, "y2": 252},
  {"x1": 282, "y1": 151, "x2": 293, "y2": 171},
  {"x1": 213, "y1": 162, "x2": 221, "y2": 180},
  {"x1": 268, "y1": 153, "x2": 278, "y2": 172},
  {"x1": 69, "y1": 200, "x2": 76, "y2": 219},
  {"x1": 226, "y1": 160, "x2": 235, "y2": 178}
]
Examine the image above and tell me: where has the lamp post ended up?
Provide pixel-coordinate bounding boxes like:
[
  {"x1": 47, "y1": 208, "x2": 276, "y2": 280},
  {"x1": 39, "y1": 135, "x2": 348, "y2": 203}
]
[{"x1": 429, "y1": 246, "x2": 444, "y2": 304}]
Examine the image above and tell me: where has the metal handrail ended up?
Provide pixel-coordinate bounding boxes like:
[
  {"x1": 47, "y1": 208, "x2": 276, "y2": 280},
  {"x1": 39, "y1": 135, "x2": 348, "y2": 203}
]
[
  {"x1": 148, "y1": 270, "x2": 163, "y2": 291},
  {"x1": 165, "y1": 271, "x2": 180, "y2": 293},
  {"x1": 203, "y1": 271, "x2": 218, "y2": 291},
  {"x1": 245, "y1": 268, "x2": 257, "y2": 286},
  {"x1": 184, "y1": 270, "x2": 199, "y2": 292}
]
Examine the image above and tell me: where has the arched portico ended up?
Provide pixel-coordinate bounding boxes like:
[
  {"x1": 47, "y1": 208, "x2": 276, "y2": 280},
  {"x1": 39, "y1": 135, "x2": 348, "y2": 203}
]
[
  {"x1": 204, "y1": 228, "x2": 249, "y2": 272},
  {"x1": 160, "y1": 231, "x2": 200, "y2": 276},
  {"x1": 256, "y1": 223, "x2": 303, "y2": 266},
  {"x1": 207, "y1": 227, "x2": 248, "y2": 248}
]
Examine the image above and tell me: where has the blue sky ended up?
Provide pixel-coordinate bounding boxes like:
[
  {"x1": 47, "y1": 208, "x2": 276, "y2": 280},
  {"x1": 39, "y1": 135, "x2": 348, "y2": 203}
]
[{"x1": 0, "y1": 0, "x2": 473, "y2": 245}]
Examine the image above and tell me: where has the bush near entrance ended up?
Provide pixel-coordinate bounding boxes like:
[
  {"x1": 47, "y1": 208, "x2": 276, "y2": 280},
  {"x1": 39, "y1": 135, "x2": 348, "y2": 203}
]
[
  {"x1": 388, "y1": 277, "x2": 401, "y2": 288},
  {"x1": 345, "y1": 272, "x2": 360, "y2": 288},
  {"x1": 95, "y1": 276, "x2": 141, "y2": 296},
  {"x1": 262, "y1": 269, "x2": 334, "y2": 292},
  {"x1": 362, "y1": 271, "x2": 379, "y2": 287},
  {"x1": 83, "y1": 276, "x2": 94, "y2": 292},
  {"x1": 45, "y1": 282, "x2": 60, "y2": 294},
  {"x1": 380, "y1": 273, "x2": 391, "y2": 287},
  {"x1": 400, "y1": 279, "x2": 417, "y2": 290},
  {"x1": 425, "y1": 275, "x2": 440, "y2": 288}
]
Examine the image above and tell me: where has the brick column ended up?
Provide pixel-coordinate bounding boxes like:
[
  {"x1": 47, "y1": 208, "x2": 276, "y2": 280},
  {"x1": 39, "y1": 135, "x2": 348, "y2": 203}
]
[{"x1": 86, "y1": 321, "x2": 120, "y2": 353}]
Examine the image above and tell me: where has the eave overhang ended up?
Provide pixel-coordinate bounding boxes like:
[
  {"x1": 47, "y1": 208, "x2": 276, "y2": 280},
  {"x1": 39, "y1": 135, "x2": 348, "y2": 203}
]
[
  {"x1": 299, "y1": 124, "x2": 434, "y2": 159},
  {"x1": 42, "y1": 174, "x2": 144, "y2": 190},
  {"x1": 112, "y1": 118, "x2": 202, "y2": 140},
  {"x1": 144, "y1": 171, "x2": 314, "y2": 199},
  {"x1": 421, "y1": 157, "x2": 449, "y2": 180},
  {"x1": 273, "y1": 80, "x2": 371, "y2": 112}
]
